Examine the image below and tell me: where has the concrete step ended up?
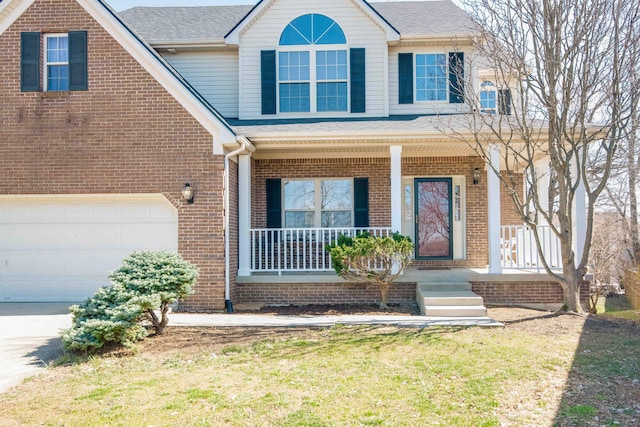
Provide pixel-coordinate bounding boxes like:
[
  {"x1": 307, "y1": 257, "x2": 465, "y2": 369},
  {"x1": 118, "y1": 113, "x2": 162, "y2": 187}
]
[
  {"x1": 421, "y1": 291, "x2": 484, "y2": 306},
  {"x1": 417, "y1": 282, "x2": 487, "y2": 317},
  {"x1": 422, "y1": 305, "x2": 488, "y2": 317}
]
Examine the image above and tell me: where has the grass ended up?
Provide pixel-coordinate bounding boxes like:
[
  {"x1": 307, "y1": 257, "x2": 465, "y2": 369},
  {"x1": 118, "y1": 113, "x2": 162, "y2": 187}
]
[
  {"x1": 1, "y1": 307, "x2": 639, "y2": 426},
  {"x1": 0, "y1": 322, "x2": 579, "y2": 427},
  {"x1": 598, "y1": 293, "x2": 640, "y2": 323}
]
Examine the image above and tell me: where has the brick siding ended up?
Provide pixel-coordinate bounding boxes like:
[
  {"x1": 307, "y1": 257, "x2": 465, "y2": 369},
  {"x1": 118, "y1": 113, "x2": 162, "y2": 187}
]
[
  {"x1": 0, "y1": 0, "x2": 226, "y2": 310},
  {"x1": 253, "y1": 156, "x2": 492, "y2": 267}
]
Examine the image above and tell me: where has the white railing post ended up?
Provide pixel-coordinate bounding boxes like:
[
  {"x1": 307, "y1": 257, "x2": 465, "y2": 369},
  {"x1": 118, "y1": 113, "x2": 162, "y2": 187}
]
[
  {"x1": 238, "y1": 155, "x2": 251, "y2": 276},
  {"x1": 488, "y1": 145, "x2": 502, "y2": 273}
]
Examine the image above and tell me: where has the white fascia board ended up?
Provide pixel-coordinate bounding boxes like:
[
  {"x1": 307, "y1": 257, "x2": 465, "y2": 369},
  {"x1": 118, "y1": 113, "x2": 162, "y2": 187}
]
[
  {"x1": 0, "y1": 0, "x2": 35, "y2": 36},
  {"x1": 238, "y1": 129, "x2": 468, "y2": 141},
  {"x1": 398, "y1": 34, "x2": 476, "y2": 44},
  {"x1": 224, "y1": 0, "x2": 270, "y2": 45},
  {"x1": 80, "y1": 0, "x2": 236, "y2": 150}
]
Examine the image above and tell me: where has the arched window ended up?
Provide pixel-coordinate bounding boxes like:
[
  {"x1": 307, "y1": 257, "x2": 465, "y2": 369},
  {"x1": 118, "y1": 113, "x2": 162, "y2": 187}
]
[
  {"x1": 280, "y1": 14, "x2": 346, "y2": 45},
  {"x1": 278, "y1": 14, "x2": 348, "y2": 113}
]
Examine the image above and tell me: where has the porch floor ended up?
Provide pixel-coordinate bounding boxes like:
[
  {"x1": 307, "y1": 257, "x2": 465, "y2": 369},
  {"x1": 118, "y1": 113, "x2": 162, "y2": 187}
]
[{"x1": 237, "y1": 266, "x2": 555, "y2": 284}]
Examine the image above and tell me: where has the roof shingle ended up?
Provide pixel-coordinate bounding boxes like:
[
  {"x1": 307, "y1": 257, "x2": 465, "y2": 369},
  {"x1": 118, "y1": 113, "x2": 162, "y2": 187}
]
[{"x1": 118, "y1": 1, "x2": 475, "y2": 43}]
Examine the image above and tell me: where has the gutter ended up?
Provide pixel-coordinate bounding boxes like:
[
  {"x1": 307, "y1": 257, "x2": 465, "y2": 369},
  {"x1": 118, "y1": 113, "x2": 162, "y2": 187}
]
[{"x1": 223, "y1": 136, "x2": 255, "y2": 313}]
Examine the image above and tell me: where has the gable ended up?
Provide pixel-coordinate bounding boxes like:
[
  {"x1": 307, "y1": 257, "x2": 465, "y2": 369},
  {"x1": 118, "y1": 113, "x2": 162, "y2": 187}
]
[
  {"x1": 225, "y1": 0, "x2": 400, "y2": 45},
  {"x1": 0, "y1": 0, "x2": 237, "y2": 152}
]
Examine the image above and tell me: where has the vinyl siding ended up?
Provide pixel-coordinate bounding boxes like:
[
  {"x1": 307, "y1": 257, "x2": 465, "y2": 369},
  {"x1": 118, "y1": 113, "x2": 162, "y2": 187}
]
[
  {"x1": 389, "y1": 46, "x2": 471, "y2": 115},
  {"x1": 162, "y1": 50, "x2": 239, "y2": 118},
  {"x1": 238, "y1": 0, "x2": 387, "y2": 119}
]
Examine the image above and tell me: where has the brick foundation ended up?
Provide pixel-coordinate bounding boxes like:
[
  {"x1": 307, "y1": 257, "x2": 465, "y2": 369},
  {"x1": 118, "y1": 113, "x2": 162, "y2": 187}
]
[
  {"x1": 236, "y1": 281, "x2": 417, "y2": 306},
  {"x1": 472, "y1": 281, "x2": 591, "y2": 307},
  {"x1": 236, "y1": 279, "x2": 590, "y2": 308}
]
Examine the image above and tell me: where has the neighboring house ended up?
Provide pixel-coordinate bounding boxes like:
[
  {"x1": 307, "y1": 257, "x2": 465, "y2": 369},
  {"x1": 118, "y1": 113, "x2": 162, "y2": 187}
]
[{"x1": 0, "y1": 0, "x2": 584, "y2": 312}]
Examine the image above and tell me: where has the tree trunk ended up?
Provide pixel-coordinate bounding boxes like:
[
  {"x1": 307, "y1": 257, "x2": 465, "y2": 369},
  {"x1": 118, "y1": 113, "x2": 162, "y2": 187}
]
[
  {"x1": 561, "y1": 267, "x2": 585, "y2": 314},
  {"x1": 154, "y1": 303, "x2": 171, "y2": 335},
  {"x1": 379, "y1": 282, "x2": 390, "y2": 309}
]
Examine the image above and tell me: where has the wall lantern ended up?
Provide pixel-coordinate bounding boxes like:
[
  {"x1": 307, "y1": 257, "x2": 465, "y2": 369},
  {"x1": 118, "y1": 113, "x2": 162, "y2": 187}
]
[
  {"x1": 181, "y1": 183, "x2": 194, "y2": 204},
  {"x1": 473, "y1": 167, "x2": 481, "y2": 185}
]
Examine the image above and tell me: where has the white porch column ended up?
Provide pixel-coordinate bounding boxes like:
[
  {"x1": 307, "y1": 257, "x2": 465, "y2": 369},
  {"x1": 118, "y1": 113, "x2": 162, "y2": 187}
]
[
  {"x1": 390, "y1": 145, "x2": 403, "y2": 233},
  {"x1": 572, "y1": 154, "x2": 587, "y2": 263},
  {"x1": 237, "y1": 154, "x2": 252, "y2": 276},
  {"x1": 487, "y1": 144, "x2": 502, "y2": 273}
]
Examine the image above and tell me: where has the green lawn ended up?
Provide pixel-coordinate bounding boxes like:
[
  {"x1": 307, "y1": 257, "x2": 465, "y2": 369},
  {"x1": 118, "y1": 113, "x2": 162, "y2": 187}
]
[{"x1": 1, "y1": 307, "x2": 639, "y2": 426}]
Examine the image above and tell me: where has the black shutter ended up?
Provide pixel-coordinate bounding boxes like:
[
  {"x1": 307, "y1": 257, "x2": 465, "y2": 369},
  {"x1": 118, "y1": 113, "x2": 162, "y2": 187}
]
[
  {"x1": 448, "y1": 52, "x2": 464, "y2": 104},
  {"x1": 498, "y1": 89, "x2": 512, "y2": 115},
  {"x1": 350, "y1": 48, "x2": 366, "y2": 113},
  {"x1": 69, "y1": 31, "x2": 88, "y2": 91},
  {"x1": 266, "y1": 178, "x2": 282, "y2": 228},
  {"x1": 398, "y1": 53, "x2": 413, "y2": 104},
  {"x1": 261, "y1": 50, "x2": 277, "y2": 115},
  {"x1": 21, "y1": 32, "x2": 40, "y2": 92},
  {"x1": 353, "y1": 177, "x2": 369, "y2": 228}
]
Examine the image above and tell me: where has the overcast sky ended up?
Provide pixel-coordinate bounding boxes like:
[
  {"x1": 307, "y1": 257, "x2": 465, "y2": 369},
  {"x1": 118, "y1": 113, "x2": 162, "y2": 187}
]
[{"x1": 106, "y1": 0, "x2": 447, "y2": 12}]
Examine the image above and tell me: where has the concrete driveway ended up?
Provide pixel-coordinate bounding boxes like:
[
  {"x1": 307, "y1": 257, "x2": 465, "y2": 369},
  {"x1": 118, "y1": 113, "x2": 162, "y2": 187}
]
[{"x1": 0, "y1": 303, "x2": 73, "y2": 393}]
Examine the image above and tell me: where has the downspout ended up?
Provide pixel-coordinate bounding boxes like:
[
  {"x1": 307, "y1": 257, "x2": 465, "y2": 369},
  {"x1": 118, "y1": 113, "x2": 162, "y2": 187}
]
[{"x1": 223, "y1": 138, "x2": 253, "y2": 313}]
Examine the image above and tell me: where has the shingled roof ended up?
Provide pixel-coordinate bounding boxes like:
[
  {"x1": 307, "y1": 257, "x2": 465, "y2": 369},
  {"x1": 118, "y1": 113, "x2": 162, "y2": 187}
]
[{"x1": 118, "y1": 1, "x2": 475, "y2": 43}]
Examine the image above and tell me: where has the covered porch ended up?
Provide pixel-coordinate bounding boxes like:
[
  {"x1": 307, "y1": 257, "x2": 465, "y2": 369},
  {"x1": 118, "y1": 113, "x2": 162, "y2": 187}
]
[{"x1": 228, "y1": 115, "x2": 586, "y2": 309}]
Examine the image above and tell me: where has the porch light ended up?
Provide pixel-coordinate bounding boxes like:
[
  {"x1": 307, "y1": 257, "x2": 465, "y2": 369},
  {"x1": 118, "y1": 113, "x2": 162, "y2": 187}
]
[
  {"x1": 182, "y1": 183, "x2": 194, "y2": 203},
  {"x1": 473, "y1": 167, "x2": 481, "y2": 185}
]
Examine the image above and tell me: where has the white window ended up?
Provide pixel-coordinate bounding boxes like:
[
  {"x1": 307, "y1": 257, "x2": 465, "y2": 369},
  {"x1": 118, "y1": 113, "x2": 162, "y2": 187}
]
[
  {"x1": 278, "y1": 14, "x2": 348, "y2": 113},
  {"x1": 283, "y1": 179, "x2": 353, "y2": 228},
  {"x1": 480, "y1": 81, "x2": 497, "y2": 113},
  {"x1": 415, "y1": 53, "x2": 447, "y2": 101},
  {"x1": 44, "y1": 34, "x2": 69, "y2": 91}
]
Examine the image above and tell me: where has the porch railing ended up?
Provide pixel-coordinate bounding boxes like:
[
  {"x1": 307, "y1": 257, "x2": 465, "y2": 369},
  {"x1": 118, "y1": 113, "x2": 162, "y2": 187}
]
[
  {"x1": 500, "y1": 224, "x2": 562, "y2": 271},
  {"x1": 250, "y1": 227, "x2": 393, "y2": 274}
]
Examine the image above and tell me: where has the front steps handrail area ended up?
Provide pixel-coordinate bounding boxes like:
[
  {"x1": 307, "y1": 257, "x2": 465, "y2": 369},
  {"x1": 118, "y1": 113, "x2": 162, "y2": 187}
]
[{"x1": 417, "y1": 282, "x2": 487, "y2": 317}]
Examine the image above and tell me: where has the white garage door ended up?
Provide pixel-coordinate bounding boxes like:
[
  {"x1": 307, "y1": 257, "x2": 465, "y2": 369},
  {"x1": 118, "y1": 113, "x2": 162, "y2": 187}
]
[{"x1": 0, "y1": 195, "x2": 178, "y2": 302}]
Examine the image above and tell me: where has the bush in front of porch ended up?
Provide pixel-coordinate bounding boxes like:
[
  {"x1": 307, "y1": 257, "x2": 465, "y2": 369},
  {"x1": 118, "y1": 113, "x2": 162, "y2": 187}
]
[{"x1": 327, "y1": 232, "x2": 413, "y2": 308}]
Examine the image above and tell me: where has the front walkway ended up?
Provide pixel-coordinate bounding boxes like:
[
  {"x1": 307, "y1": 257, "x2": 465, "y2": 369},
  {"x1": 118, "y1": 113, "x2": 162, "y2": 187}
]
[{"x1": 170, "y1": 312, "x2": 503, "y2": 327}]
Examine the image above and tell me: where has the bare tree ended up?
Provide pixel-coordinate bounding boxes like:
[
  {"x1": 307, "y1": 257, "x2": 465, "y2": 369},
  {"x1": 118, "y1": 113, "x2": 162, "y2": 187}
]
[
  {"x1": 600, "y1": 98, "x2": 640, "y2": 267},
  {"x1": 448, "y1": 0, "x2": 640, "y2": 312}
]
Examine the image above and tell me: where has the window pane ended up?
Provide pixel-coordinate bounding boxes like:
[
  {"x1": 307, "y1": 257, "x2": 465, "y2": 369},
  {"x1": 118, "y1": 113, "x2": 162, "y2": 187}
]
[
  {"x1": 284, "y1": 180, "x2": 315, "y2": 210},
  {"x1": 321, "y1": 180, "x2": 352, "y2": 209},
  {"x1": 480, "y1": 90, "x2": 497, "y2": 110},
  {"x1": 280, "y1": 83, "x2": 310, "y2": 112},
  {"x1": 416, "y1": 53, "x2": 447, "y2": 101},
  {"x1": 47, "y1": 65, "x2": 69, "y2": 91},
  {"x1": 279, "y1": 52, "x2": 310, "y2": 82},
  {"x1": 321, "y1": 211, "x2": 352, "y2": 227},
  {"x1": 285, "y1": 211, "x2": 315, "y2": 228},
  {"x1": 316, "y1": 50, "x2": 347, "y2": 83},
  {"x1": 47, "y1": 36, "x2": 68, "y2": 63},
  {"x1": 317, "y1": 82, "x2": 347, "y2": 112}
]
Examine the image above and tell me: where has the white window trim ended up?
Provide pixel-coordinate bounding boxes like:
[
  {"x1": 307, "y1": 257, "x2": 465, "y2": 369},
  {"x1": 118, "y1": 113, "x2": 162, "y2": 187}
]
[
  {"x1": 282, "y1": 178, "x2": 354, "y2": 228},
  {"x1": 480, "y1": 81, "x2": 498, "y2": 114},
  {"x1": 43, "y1": 33, "x2": 69, "y2": 92},
  {"x1": 277, "y1": 44, "x2": 350, "y2": 115}
]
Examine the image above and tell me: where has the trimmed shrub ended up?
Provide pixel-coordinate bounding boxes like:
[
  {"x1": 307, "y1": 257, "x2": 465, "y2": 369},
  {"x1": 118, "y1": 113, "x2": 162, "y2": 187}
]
[
  {"x1": 327, "y1": 232, "x2": 413, "y2": 308},
  {"x1": 61, "y1": 251, "x2": 198, "y2": 352}
]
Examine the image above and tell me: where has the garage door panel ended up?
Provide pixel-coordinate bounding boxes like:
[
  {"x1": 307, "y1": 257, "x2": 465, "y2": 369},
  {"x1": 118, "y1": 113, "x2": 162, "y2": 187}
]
[
  {"x1": 1, "y1": 276, "x2": 109, "y2": 302},
  {"x1": 0, "y1": 196, "x2": 179, "y2": 302}
]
